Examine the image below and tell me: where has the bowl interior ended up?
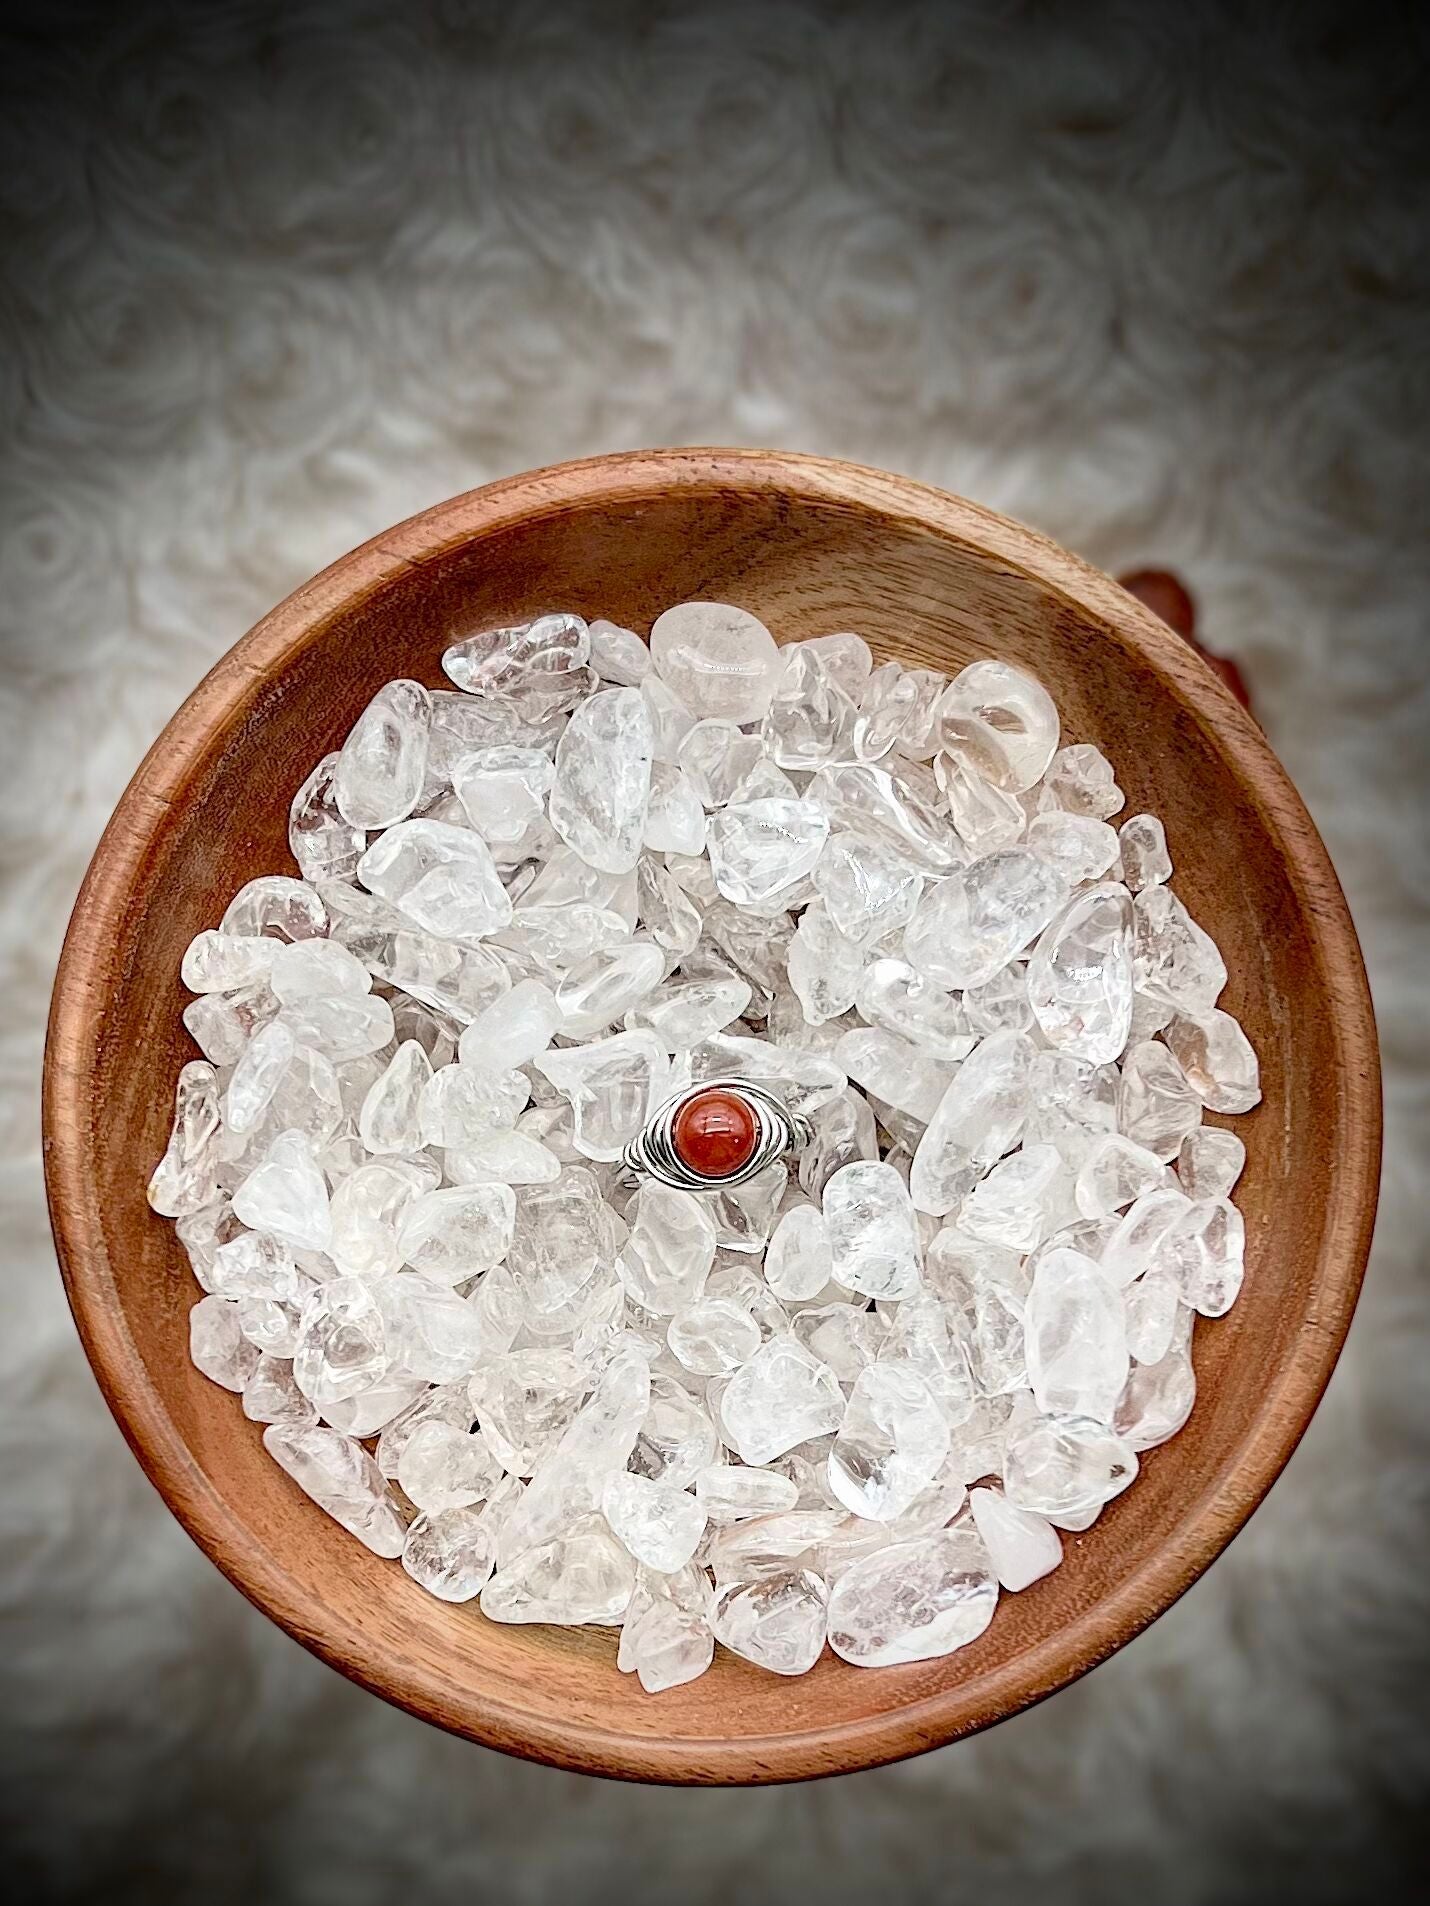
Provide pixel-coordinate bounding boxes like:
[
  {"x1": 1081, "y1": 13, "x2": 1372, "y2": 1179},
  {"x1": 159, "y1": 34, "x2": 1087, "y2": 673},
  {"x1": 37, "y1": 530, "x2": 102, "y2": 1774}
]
[{"x1": 45, "y1": 452, "x2": 1378, "y2": 1783}]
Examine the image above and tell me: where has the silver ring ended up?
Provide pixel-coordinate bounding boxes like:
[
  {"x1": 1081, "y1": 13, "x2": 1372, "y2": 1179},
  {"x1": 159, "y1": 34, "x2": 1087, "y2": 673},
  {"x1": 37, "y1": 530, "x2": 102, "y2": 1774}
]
[{"x1": 622, "y1": 1078, "x2": 812, "y2": 1191}]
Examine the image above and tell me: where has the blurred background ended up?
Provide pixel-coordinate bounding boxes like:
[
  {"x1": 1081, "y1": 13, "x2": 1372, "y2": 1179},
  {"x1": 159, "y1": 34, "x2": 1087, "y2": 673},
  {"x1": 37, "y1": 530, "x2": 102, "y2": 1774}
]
[{"x1": 2, "y1": 0, "x2": 1427, "y2": 1899}]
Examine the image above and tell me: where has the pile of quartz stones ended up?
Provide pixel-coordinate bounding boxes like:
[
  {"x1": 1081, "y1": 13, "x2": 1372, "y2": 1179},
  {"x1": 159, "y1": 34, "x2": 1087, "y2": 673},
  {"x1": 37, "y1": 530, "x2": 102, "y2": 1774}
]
[{"x1": 151, "y1": 602, "x2": 1261, "y2": 1690}]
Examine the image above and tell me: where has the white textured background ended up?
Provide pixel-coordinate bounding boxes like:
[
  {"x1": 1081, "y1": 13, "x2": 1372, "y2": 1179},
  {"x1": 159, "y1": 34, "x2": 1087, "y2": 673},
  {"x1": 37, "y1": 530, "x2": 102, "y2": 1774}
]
[{"x1": 2, "y1": 1, "x2": 1427, "y2": 1899}]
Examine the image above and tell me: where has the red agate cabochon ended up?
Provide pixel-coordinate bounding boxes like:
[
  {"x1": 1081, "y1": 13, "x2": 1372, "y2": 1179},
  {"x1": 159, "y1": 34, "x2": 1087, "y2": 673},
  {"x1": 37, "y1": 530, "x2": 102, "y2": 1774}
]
[{"x1": 670, "y1": 1087, "x2": 759, "y2": 1179}]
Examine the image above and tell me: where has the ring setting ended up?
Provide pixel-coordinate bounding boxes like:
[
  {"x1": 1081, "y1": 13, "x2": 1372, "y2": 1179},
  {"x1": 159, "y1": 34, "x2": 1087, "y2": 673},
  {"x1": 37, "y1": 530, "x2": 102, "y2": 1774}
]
[{"x1": 622, "y1": 1079, "x2": 812, "y2": 1191}]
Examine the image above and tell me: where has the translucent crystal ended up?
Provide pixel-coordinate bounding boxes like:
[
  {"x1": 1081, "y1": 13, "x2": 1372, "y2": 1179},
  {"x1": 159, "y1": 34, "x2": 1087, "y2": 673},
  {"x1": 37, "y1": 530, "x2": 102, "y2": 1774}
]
[
  {"x1": 627, "y1": 976, "x2": 750, "y2": 1050},
  {"x1": 761, "y1": 644, "x2": 856, "y2": 769},
  {"x1": 241, "y1": 1353, "x2": 316, "y2": 1425},
  {"x1": 181, "y1": 931, "x2": 282, "y2": 995},
  {"x1": 696, "y1": 1463, "x2": 801, "y2": 1524},
  {"x1": 1155, "y1": 1195, "x2": 1245, "y2": 1316},
  {"x1": 1113, "y1": 1319, "x2": 1197, "y2": 1450},
  {"x1": 1131, "y1": 886, "x2": 1226, "y2": 1017},
  {"x1": 224, "y1": 1020, "x2": 296, "y2": 1135},
  {"x1": 396, "y1": 1183, "x2": 515, "y2": 1285},
  {"x1": 629, "y1": 1374, "x2": 719, "y2": 1490},
  {"x1": 357, "y1": 819, "x2": 512, "y2": 943},
  {"x1": 937, "y1": 659, "x2": 1055, "y2": 785},
  {"x1": 849, "y1": 961, "x2": 968, "y2": 1063},
  {"x1": 232, "y1": 1128, "x2": 331, "y2": 1252},
  {"x1": 1123, "y1": 1266, "x2": 1181, "y2": 1364},
  {"x1": 262, "y1": 1422, "x2": 407, "y2": 1557},
  {"x1": 910, "y1": 1030, "x2": 1035, "y2": 1216},
  {"x1": 968, "y1": 1486, "x2": 1062, "y2": 1590},
  {"x1": 373, "y1": 1382, "x2": 473, "y2": 1479},
  {"x1": 935, "y1": 754, "x2": 1024, "y2": 860},
  {"x1": 419, "y1": 1063, "x2": 528, "y2": 1147},
  {"x1": 183, "y1": 990, "x2": 265, "y2": 1066},
  {"x1": 1075, "y1": 1134, "x2": 1174, "y2": 1218},
  {"x1": 218, "y1": 875, "x2": 326, "y2": 944},
  {"x1": 643, "y1": 762, "x2": 708, "y2": 856},
  {"x1": 482, "y1": 1513, "x2": 636, "y2": 1625},
  {"x1": 497, "y1": 1350, "x2": 652, "y2": 1558},
  {"x1": 1024, "y1": 1246, "x2": 1128, "y2": 1421},
  {"x1": 401, "y1": 1499, "x2": 500, "y2": 1601},
  {"x1": 631, "y1": 858, "x2": 700, "y2": 962},
  {"x1": 1178, "y1": 1126, "x2": 1246, "y2": 1200},
  {"x1": 451, "y1": 746, "x2": 555, "y2": 846},
  {"x1": 467, "y1": 1348, "x2": 587, "y2": 1476},
  {"x1": 448, "y1": 1130, "x2": 562, "y2": 1186},
  {"x1": 556, "y1": 941, "x2": 665, "y2": 1037},
  {"x1": 1038, "y1": 743, "x2": 1124, "y2": 819},
  {"x1": 1024, "y1": 881, "x2": 1133, "y2": 1067},
  {"x1": 209, "y1": 1229, "x2": 301, "y2": 1302},
  {"x1": 1101, "y1": 1188, "x2": 1193, "y2": 1287},
  {"x1": 1002, "y1": 1412, "x2": 1138, "y2": 1517},
  {"x1": 618, "y1": 1567, "x2": 714, "y2": 1692},
  {"x1": 372, "y1": 1274, "x2": 486, "y2": 1384},
  {"x1": 1118, "y1": 813, "x2": 1172, "y2": 890},
  {"x1": 536, "y1": 1030, "x2": 666, "y2": 1162},
  {"x1": 334, "y1": 679, "x2": 431, "y2": 829},
  {"x1": 706, "y1": 798, "x2": 829, "y2": 907},
  {"x1": 1025, "y1": 812, "x2": 1121, "y2": 885},
  {"x1": 290, "y1": 752, "x2": 365, "y2": 885},
  {"x1": 711, "y1": 1569, "x2": 828, "y2": 1675},
  {"x1": 277, "y1": 994, "x2": 394, "y2": 1063},
  {"x1": 269, "y1": 938, "x2": 370, "y2": 1003},
  {"x1": 189, "y1": 1295, "x2": 261, "y2": 1391},
  {"x1": 441, "y1": 613, "x2": 591, "y2": 718},
  {"x1": 960, "y1": 1144, "x2": 1066, "y2": 1252},
  {"x1": 615, "y1": 1184, "x2": 715, "y2": 1315},
  {"x1": 904, "y1": 851, "x2": 1065, "y2": 992},
  {"x1": 827, "y1": 1525, "x2": 996, "y2": 1666},
  {"x1": 547, "y1": 686, "x2": 654, "y2": 875},
  {"x1": 148, "y1": 1061, "x2": 222, "y2": 1216},
  {"x1": 1164, "y1": 1010, "x2": 1261, "y2": 1113},
  {"x1": 808, "y1": 763, "x2": 963, "y2": 874},
  {"x1": 666, "y1": 1298, "x2": 761, "y2": 1376},
  {"x1": 828, "y1": 1363, "x2": 950, "y2": 1521},
  {"x1": 833, "y1": 1028, "x2": 954, "y2": 1123},
  {"x1": 720, "y1": 1336, "x2": 843, "y2": 1464},
  {"x1": 797, "y1": 632, "x2": 871, "y2": 695},
  {"x1": 602, "y1": 1471, "x2": 706, "y2": 1572},
  {"x1": 1118, "y1": 1039, "x2": 1204, "y2": 1159},
  {"x1": 810, "y1": 837, "x2": 920, "y2": 949},
  {"x1": 456, "y1": 979, "x2": 561, "y2": 1072},
  {"x1": 763, "y1": 1203, "x2": 833, "y2": 1303},
  {"x1": 396, "y1": 1420, "x2": 501, "y2": 1515},
  {"x1": 673, "y1": 722, "x2": 758, "y2": 812},
  {"x1": 853, "y1": 663, "x2": 924, "y2": 761},
  {"x1": 358, "y1": 1041, "x2": 431, "y2": 1154},
  {"x1": 824, "y1": 1161, "x2": 922, "y2": 1300},
  {"x1": 588, "y1": 618, "x2": 651, "y2": 685},
  {"x1": 786, "y1": 902, "x2": 864, "y2": 1024},
  {"x1": 649, "y1": 601, "x2": 781, "y2": 724}
]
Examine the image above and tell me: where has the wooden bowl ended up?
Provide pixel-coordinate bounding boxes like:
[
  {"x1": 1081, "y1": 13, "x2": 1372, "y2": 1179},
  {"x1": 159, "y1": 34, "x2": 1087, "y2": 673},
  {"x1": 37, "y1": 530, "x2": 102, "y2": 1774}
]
[{"x1": 43, "y1": 449, "x2": 1381, "y2": 1784}]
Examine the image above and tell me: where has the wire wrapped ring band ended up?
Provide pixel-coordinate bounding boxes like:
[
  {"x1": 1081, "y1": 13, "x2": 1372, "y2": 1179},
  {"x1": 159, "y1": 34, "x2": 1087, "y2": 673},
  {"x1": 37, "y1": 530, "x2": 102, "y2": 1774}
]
[{"x1": 622, "y1": 1079, "x2": 812, "y2": 1192}]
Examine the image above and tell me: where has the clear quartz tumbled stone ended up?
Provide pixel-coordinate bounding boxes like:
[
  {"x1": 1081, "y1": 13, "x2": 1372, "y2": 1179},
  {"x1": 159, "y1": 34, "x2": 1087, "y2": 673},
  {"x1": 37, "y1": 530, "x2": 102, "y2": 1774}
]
[
  {"x1": 827, "y1": 1362, "x2": 951, "y2": 1521},
  {"x1": 824, "y1": 1161, "x2": 923, "y2": 1300},
  {"x1": 903, "y1": 850, "x2": 1066, "y2": 991},
  {"x1": 711, "y1": 1568, "x2": 829, "y2": 1675},
  {"x1": 548, "y1": 687, "x2": 654, "y2": 875},
  {"x1": 650, "y1": 602, "x2": 781, "y2": 724},
  {"x1": 720, "y1": 1337, "x2": 844, "y2": 1464},
  {"x1": 334, "y1": 680, "x2": 431, "y2": 829},
  {"x1": 1026, "y1": 883, "x2": 1134, "y2": 1064},
  {"x1": 826, "y1": 1526, "x2": 997, "y2": 1666}
]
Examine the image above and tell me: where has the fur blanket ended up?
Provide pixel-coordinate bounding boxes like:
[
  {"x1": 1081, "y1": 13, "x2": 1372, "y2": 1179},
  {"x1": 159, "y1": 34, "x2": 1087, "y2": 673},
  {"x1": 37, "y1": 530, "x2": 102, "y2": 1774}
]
[{"x1": 2, "y1": 2, "x2": 1425, "y2": 1899}]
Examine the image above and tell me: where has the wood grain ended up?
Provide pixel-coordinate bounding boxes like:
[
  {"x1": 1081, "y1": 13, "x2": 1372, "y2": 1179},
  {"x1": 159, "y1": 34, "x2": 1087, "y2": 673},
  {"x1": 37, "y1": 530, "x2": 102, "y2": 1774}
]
[{"x1": 42, "y1": 449, "x2": 1381, "y2": 1784}]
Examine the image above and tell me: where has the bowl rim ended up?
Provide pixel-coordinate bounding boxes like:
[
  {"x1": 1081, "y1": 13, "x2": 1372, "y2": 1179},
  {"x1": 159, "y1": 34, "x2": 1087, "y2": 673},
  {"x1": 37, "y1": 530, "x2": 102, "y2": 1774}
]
[{"x1": 43, "y1": 447, "x2": 1382, "y2": 1784}]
